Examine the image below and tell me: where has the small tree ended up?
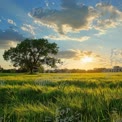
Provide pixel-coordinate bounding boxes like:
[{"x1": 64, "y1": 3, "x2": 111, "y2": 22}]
[
  {"x1": 38, "y1": 65, "x2": 45, "y2": 73},
  {"x1": 3, "y1": 38, "x2": 60, "y2": 74},
  {"x1": 0, "y1": 65, "x2": 3, "y2": 72}
]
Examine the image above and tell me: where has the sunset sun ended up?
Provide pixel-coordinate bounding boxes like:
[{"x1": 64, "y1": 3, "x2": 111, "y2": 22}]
[{"x1": 81, "y1": 56, "x2": 93, "y2": 63}]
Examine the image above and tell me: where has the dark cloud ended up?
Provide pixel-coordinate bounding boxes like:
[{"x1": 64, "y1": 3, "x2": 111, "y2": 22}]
[
  {"x1": 30, "y1": 1, "x2": 122, "y2": 35},
  {"x1": 30, "y1": 0, "x2": 97, "y2": 34},
  {"x1": 0, "y1": 28, "x2": 25, "y2": 49},
  {"x1": 61, "y1": 0, "x2": 77, "y2": 9},
  {"x1": 57, "y1": 50, "x2": 79, "y2": 59},
  {"x1": 83, "y1": 51, "x2": 93, "y2": 56},
  {"x1": 56, "y1": 50, "x2": 100, "y2": 60}
]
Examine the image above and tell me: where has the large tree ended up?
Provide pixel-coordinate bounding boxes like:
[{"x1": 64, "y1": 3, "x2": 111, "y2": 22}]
[{"x1": 3, "y1": 38, "x2": 60, "y2": 73}]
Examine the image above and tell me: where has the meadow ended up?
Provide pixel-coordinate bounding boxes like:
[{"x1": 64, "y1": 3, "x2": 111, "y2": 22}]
[{"x1": 0, "y1": 73, "x2": 122, "y2": 122}]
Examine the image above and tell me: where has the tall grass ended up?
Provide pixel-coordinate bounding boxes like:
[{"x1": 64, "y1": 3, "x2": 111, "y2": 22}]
[{"x1": 0, "y1": 73, "x2": 122, "y2": 122}]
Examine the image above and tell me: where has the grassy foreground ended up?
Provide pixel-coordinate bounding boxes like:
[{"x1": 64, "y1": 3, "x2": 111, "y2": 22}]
[{"x1": 0, "y1": 73, "x2": 122, "y2": 122}]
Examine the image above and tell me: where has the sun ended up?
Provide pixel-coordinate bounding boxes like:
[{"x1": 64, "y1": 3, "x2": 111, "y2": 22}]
[{"x1": 81, "y1": 56, "x2": 93, "y2": 63}]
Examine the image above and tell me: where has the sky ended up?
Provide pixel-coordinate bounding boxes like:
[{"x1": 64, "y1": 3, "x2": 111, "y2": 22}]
[{"x1": 0, "y1": 0, "x2": 122, "y2": 70}]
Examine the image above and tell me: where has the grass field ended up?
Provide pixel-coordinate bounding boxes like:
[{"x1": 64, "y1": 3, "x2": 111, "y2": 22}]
[{"x1": 0, "y1": 73, "x2": 122, "y2": 122}]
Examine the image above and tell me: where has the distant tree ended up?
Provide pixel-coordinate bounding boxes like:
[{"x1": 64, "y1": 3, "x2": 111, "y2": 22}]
[
  {"x1": 0, "y1": 65, "x2": 3, "y2": 72},
  {"x1": 3, "y1": 38, "x2": 60, "y2": 74}
]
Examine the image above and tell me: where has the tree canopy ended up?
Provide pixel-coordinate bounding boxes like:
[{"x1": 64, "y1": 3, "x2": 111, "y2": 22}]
[{"x1": 3, "y1": 38, "x2": 60, "y2": 73}]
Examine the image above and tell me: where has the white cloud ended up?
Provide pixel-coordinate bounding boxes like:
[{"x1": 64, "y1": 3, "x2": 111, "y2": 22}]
[
  {"x1": 44, "y1": 35, "x2": 90, "y2": 42},
  {"x1": 95, "y1": 3, "x2": 122, "y2": 30},
  {"x1": 94, "y1": 29, "x2": 106, "y2": 36},
  {"x1": 7, "y1": 19, "x2": 16, "y2": 26},
  {"x1": 21, "y1": 24, "x2": 35, "y2": 35}
]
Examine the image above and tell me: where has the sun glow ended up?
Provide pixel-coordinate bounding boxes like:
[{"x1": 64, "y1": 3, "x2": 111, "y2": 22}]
[{"x1": 81, "y1": 56, "x2": 93, "y2": 63}]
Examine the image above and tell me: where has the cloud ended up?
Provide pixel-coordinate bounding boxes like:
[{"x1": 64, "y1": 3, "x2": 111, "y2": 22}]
[
  {"x1": 44, "y1": 35, "x2": 90, "y2": 42},
  {"x1": 7, "y1": 19, "x2": 16, "y2": 26},
  {"x1": 0, "y1": 28, "x2": 25, "y2": 49},
  {"x1": 21, "y1": 24, "x2": 35, "y2": 35},
  {"x1": 95, "y1": 3, "x2": 122, "y2": 30},
  {"x1": 0, "y1": 40, "x2": 18, "y2": 49},
  {"x1": 56, "y1": 50, "x2": 80, "y2": 59},
  {"x1": 30, "y1": 0, "x2": 97, "y2": 34},
  {"x1": 30, "y1": 1, "x2": 122, "y2": 35},
  {"x1": 56, "y1": 49, "x2": 100, "y2": 60},
  {"x1": 61, "y1": 0, "x2": 76, "y2": 9}
]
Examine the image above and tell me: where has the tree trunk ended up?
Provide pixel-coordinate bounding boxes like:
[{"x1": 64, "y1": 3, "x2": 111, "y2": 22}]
[{"x1": 30, "y1": 68, "x2": 33, "y2": 74}]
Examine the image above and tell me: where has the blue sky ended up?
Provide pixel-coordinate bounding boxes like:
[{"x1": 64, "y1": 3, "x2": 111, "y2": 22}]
[{"x1": 0, "y1": 0, "x2": 122, "y2": 69}]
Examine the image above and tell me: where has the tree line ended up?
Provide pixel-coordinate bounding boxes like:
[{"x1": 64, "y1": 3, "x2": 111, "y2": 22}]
[
  {"x1": 0, "y1": 67, "x2": 107, "y2": 73},
  {"x1": 1, "y1": 38, "x2": 121, "y2": 73}
]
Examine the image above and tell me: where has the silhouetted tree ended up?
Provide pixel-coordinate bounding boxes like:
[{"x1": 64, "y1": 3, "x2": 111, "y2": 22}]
[{"x1": 3, "y1": 38, "x2": 60, "y2": 74}]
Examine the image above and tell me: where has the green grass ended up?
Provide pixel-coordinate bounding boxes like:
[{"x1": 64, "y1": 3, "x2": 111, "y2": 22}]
[{"x1": 0, "y1": 73, "x2": 122, "y2": 122}]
